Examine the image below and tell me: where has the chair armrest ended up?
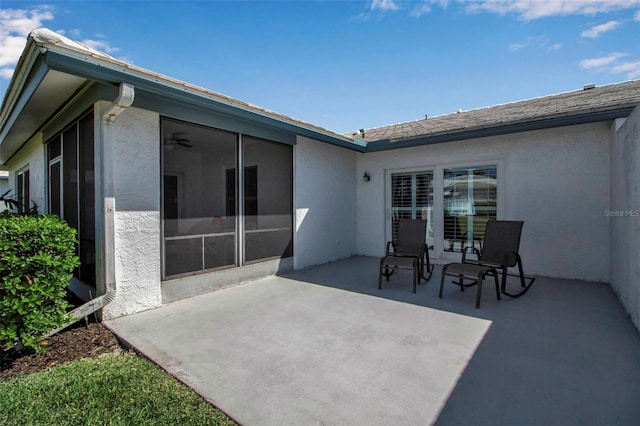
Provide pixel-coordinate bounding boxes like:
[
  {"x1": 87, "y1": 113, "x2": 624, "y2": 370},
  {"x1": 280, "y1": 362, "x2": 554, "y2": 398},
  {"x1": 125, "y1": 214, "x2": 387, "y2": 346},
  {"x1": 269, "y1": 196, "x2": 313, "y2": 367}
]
[
  {"x1": 501, "y1": 251, "x2": 522, "y2": 269},
  {"x1": 462, "y1": 244, "x2": 480, "y2": 263}
]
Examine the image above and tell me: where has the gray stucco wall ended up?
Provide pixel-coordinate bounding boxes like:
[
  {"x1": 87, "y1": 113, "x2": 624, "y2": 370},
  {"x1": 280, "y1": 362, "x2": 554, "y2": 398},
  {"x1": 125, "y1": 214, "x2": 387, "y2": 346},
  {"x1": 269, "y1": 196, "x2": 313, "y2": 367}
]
[
  {"x1": 609, "y1": 105, "x2": 640, "y2": 331},
  {"x1": 357, "y1": 122, "x2": 611, "y2": 282},
  {"x1": 4, "y1": 134, "x2": 45, "y2": 212},
  {"x1": 294, "y1": 136, "x2": 357, "y2": 269}
]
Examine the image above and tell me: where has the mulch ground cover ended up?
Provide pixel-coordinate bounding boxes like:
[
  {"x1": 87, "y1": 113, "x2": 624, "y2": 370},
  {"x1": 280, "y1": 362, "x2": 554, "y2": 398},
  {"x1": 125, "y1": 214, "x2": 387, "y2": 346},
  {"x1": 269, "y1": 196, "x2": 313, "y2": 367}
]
[{"x1": 1, "y1": 321, "x2": 128, "y2": 380}]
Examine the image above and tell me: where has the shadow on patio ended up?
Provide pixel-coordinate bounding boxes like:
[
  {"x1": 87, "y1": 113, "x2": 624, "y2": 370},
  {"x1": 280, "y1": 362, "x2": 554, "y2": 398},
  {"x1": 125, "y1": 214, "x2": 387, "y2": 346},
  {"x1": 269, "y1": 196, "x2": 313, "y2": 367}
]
[{"x1": 283, "y1": 256, "x2": 640, "y2": 425}]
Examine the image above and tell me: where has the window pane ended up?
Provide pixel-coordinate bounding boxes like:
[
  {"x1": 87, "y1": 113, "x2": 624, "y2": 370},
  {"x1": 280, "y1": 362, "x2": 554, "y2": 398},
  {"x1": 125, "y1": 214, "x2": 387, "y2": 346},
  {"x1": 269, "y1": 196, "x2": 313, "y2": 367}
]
[
  {"x1": 443, "y1": 165, "x2": 497, "y2": 252},
  {"x1": 79, "y1": 113, "x2": 96, "y2": 284},
  {"x1": 16, "y1": 171, "x2": 24, "y2": 213},
  {"x1": 165, "y1": 238, "x2": 203, "y2": 276},
  {"x1": 63, "y1": 126, "x2": 78, "y2": 230},
  {"x1": 391, "y1": 171, "x2": 434, "y2": 249},
  {"x1": 162, "y1": 118, "x2": 237, "y2": 278},
  {"x1": 23, "y1": 170, "x2": 29, "y2": 213},
  {"x1": 243, "y1": 136, "x2": 293, "y2": 263},
  {"x1": 204, "y1": 235, "x2": 235, "y2": 269},
  {"x1": 48, "y1": 137, "x2": 61, "y2": 160},
  {"x1": 49, "y1": 162, "x2": 61, "y2": 217}
]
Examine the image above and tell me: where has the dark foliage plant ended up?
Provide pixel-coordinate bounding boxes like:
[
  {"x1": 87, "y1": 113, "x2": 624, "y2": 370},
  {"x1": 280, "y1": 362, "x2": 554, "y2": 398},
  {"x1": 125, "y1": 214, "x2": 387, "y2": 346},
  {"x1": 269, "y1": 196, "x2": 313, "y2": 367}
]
[
  {"x1": 0, "y1": 189, "x2": 38, "y2": 215},
  {"x1": 0, "y1": 213, "x2": 79, "y2": 352}
]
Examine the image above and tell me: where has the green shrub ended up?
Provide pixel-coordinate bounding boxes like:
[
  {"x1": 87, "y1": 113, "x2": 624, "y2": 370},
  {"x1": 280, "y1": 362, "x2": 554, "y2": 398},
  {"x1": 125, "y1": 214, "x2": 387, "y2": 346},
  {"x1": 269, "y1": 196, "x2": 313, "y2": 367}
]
[{"x1": 0, "y1": 213, "x2": 79, "y2": 352}]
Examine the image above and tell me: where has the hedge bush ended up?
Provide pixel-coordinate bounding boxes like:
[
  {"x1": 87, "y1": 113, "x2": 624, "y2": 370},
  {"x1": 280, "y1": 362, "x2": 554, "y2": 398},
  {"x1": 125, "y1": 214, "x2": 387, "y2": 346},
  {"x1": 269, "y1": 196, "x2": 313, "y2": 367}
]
[{"x1": 0, "y1": 213, "x2": 79, "y2": 352}]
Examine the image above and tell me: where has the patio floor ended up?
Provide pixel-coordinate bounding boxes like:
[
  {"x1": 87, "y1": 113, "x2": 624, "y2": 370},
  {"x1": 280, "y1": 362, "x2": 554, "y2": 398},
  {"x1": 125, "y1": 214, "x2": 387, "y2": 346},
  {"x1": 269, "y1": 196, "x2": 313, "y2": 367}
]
[{"x1": 106, "y1": 256, "x2": 640, "y2": 425}]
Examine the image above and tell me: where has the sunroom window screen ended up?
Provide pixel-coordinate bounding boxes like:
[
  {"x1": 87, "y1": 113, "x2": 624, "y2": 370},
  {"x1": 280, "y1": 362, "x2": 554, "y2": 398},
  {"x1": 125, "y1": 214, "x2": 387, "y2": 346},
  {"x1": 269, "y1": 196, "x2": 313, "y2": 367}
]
[
  {"x1": 161, "y1": 118, "x2": 293, "y2": 279},
  {"x1": 443, "y1": 165, "x2": 497, "y2": 252},
  {"x1": 391, "y1": 171, "x2": 433, "y2": 249},
  {"x1": 46, "y1": 112, "x2": 96, "y2": 285}
]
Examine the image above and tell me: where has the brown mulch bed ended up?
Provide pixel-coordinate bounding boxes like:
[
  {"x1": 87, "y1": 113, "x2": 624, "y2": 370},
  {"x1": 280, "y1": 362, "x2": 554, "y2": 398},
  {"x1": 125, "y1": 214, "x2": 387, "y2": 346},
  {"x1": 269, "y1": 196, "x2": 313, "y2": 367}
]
[{"x1": 1, "y1": 322, "x2": 129, "y2": 380}]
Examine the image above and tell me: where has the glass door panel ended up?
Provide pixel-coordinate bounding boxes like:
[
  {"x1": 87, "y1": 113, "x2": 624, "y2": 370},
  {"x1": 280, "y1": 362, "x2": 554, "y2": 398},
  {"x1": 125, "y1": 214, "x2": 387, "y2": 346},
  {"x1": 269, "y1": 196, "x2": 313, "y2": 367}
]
[
  {"x1": 443, "y1": 165, "x2": 497, "y2": 252},
  {"x1": 391, "y1": 171, "x2": 434, "y2": 249}
]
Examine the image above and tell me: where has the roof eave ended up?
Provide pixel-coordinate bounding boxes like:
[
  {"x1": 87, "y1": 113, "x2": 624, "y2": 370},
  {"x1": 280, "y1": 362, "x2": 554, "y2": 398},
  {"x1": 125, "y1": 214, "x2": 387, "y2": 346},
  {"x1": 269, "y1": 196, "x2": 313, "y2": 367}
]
[
  {"x1": 0, "y1": 38, "x2": 44, "y2": 136},
  {"x1": 364, "y1": 106, "x2": 637, "y2": 152}
]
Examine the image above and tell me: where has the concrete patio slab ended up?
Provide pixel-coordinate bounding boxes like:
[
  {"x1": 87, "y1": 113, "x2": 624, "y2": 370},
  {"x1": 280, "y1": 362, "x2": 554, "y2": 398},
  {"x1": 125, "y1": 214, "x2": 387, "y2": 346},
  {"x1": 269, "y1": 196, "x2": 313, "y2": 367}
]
[{"x1": 106, "y1": 256, "x2": 640, "y2": 425}]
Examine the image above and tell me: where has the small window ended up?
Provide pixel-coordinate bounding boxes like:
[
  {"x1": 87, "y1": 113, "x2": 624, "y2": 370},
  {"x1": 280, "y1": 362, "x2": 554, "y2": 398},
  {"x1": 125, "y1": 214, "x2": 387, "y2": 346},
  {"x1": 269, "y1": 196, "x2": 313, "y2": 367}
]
[{"x1": 16, "y1": 168, "x2": 30, "y2": 213}]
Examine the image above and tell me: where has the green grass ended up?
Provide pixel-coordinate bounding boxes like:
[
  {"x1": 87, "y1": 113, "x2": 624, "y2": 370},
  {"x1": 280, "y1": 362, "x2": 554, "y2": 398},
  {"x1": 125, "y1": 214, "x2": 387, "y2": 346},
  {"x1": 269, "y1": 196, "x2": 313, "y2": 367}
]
[{"x1": 0, "y1": 354, "x2": 236, "y2": 426}]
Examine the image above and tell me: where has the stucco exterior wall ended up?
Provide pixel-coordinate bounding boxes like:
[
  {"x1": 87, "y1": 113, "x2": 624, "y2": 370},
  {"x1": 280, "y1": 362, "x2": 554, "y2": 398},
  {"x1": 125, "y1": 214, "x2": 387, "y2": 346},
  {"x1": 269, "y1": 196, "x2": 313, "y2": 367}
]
[
  {"x1": 294, "y1": 136, "x2": 357, "y2": 269},
  {"x1": 357, "y1": 122, "x2": 611, "y2": 282},
  {"x1": 609, "y1": 105, "x2": 640, "y2": 331},
  {"x1": 4, "y1": 134, "x2": 45, "y2": 211},
  {"x1": 101, "y1": 106, "x2": 162, "y2": 319}
]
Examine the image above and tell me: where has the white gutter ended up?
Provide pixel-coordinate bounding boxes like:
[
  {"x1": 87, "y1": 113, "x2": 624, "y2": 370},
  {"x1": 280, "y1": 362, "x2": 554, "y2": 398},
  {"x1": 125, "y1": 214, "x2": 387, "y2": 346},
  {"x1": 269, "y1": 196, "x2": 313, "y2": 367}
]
[{"x1": 47, "y1": 83, "x2": 135, "y2": 336}]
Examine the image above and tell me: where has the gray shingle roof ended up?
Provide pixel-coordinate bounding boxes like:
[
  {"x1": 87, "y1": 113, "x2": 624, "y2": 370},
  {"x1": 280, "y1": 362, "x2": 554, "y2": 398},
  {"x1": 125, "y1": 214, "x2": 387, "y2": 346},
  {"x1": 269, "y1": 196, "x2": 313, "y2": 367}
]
[{"x1": 354, "y1": 80, "x2": 640, "y2": 142}]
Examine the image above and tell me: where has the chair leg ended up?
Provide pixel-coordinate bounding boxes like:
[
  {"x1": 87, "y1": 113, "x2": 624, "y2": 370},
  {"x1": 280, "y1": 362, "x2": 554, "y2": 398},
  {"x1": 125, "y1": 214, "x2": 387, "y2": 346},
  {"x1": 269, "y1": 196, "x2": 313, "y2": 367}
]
[
  {"x1": 412, "y1": 260, "x2": 417, "y2": 293},
  {"x1": 423, "y1": 250, "x2": 432, "y2": 281},
  {"x1": 518, "y1": 260, "x2": 526, "y2": 288},
  {"x1": 378, "y1": 260, "x2": 384, "y2": 290},
  {"x1": 439, "y1": 265, "x2": 449, "y2": 299},
  {"x1": 501, "y1": 266, "x2": 508, "y2": 294},
  {"x1": 475, "y1": 272, "x2": 484, "y2": 309},
  {"x1": 493, "y1": 272, "x2": 501, "y2": 301}
]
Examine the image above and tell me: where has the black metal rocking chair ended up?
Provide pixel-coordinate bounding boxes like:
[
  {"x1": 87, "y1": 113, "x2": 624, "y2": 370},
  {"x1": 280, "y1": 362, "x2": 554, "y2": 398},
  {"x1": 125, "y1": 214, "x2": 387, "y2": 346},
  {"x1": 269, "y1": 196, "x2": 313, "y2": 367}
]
[{"x1": 439, "y1": 220, "x2": 535, "y2": 308}]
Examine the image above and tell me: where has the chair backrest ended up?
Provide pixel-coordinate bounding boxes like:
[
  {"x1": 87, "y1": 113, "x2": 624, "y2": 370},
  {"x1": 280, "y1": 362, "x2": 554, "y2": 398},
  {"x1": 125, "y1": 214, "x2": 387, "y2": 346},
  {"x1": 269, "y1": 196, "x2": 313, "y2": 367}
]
[
  {"x1": 479, "y1": 220, "x2": 523, "y2": 267},
  {"x1": 396, "y1": 219, "x2": 427, "y2": 255}
]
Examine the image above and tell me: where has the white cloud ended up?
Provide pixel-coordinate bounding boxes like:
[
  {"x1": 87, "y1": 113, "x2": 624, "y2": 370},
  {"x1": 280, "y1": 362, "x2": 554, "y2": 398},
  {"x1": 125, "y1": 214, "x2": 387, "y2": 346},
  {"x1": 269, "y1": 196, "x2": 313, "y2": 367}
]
[
  {"x1": 0, "y1": 6, "x2": 54, "y2": 75},
  {"x1": 0, "y1": 67, "x2": 15, "y2": 79},
  {"x1": 508, "y1": 42, "x2": 526, "y2": 51},
  {"x1": 612, "y1": 60, "x2": 640, "y2": 78},
  {"x1": 507, "y1": 35, "x2": 561, "y2": 52},
  {"x1": 362, "y1": 1, "x2": 640, "y2": 22},
  {"x1": 579, "y1": 52, "x2": 628, "y2": 69},
  {"x1": 371, "y1": 0, "x2": 400, "y2": 12},
  {"x1": 411, "y1": 2, "x2": 432, "y2": 18},
  {"x1": 581, "y1": 20, "x2": 622, "y2": 38},
  {"x1": 465, "y1": 0, "x2": 640, "y2": 21},
  {"x1": 0, "y1": 6, "x2": 123, "y2": 81},
  {"x1": 579, "y1": 52, "x2": 640, "y2": 78},
  {"x1": 81, "y1": 39, "x2": 119, "y2": 54}
]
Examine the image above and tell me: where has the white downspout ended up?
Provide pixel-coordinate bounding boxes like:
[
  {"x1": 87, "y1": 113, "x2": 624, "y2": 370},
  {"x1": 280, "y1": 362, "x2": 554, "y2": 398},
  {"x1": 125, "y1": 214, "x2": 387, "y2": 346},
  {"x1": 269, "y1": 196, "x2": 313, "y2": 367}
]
[{"x1": 47, "y1": 83, "x2": 134, "y2": 336}]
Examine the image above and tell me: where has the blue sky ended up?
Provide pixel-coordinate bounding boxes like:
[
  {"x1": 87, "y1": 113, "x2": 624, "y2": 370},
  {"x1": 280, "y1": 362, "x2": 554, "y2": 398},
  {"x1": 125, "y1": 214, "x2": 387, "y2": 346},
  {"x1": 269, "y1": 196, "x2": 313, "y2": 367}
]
[{"x1": 1, "y1": 1, "x2": 639, "y2": 133}]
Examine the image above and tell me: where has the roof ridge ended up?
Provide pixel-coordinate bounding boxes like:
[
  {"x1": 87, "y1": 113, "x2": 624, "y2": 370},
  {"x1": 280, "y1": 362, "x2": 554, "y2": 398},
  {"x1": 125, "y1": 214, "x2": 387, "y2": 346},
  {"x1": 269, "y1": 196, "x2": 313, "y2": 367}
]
[{"x1": 355, "y1": 80, "x2": 639, "y2": 134}]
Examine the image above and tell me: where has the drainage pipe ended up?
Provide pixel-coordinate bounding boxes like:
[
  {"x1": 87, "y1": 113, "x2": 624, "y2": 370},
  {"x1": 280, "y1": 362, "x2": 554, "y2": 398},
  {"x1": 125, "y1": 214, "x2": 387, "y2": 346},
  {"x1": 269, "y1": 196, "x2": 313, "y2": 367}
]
[{"x1": 46, "y1": 83, "x2": 134, "y2": 337}]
